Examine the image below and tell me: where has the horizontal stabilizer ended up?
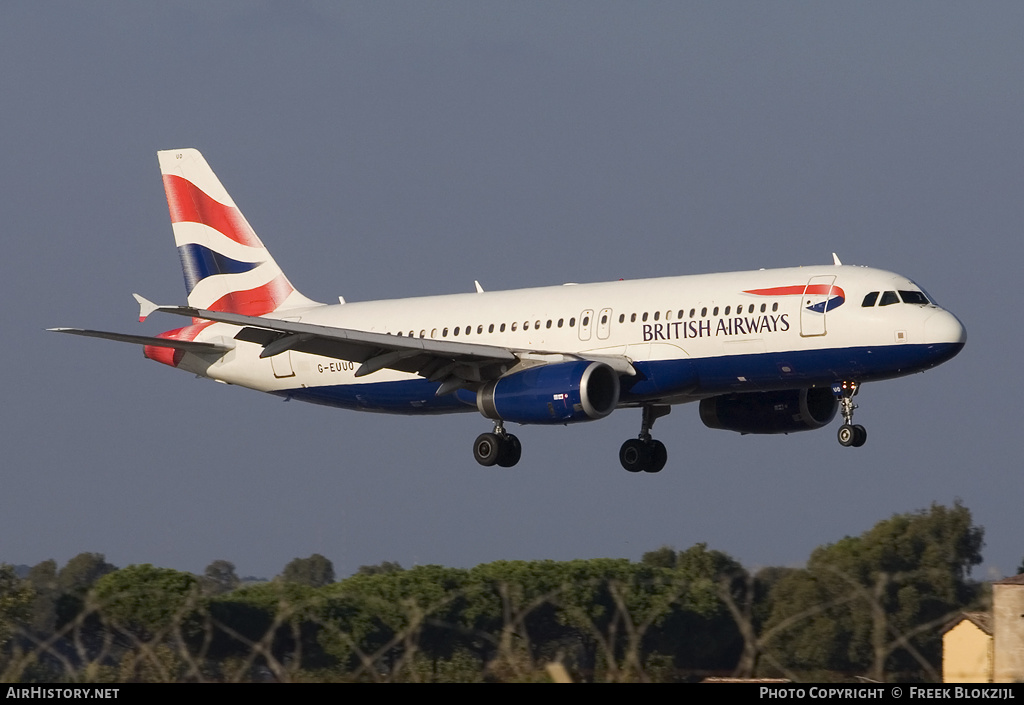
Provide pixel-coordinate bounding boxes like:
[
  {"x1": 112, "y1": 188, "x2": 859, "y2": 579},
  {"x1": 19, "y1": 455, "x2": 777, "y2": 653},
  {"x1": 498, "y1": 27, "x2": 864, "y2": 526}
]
[
  {"x1": 48, "y1": 328, "x2": 234, "y2": 354},
  {"x1": 133, "y1": 293, "x2": 161, "y2": 322}
]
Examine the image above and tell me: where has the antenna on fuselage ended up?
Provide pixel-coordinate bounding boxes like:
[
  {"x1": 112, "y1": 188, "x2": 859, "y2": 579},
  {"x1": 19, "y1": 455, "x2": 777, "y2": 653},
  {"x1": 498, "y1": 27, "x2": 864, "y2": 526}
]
[{"x1": 832, "y1": 253, "x2": 843, "y2": 266}]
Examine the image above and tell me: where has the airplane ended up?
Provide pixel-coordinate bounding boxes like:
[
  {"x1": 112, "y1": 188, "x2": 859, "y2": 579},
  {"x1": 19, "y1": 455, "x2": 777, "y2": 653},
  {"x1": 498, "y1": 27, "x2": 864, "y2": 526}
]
[{"x1": 52, "y1": 148, "x2": 966, "y2": 473}]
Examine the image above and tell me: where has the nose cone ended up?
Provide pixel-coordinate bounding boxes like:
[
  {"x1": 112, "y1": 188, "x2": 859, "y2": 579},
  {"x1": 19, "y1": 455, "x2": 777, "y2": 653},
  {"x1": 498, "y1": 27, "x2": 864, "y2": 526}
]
[
  {"x1": 922, "y1": 309, "x2": 966, "y2": 369},
  {"x1": 925, "y1": 309, "x2": 967, "y2": 345}
]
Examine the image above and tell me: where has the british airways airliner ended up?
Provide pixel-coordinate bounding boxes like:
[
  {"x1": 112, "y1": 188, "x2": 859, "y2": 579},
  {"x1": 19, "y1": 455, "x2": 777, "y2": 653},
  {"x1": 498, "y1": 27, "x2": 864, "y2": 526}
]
[{"x1": 53, "y1": 149, "x2": 966, "y2": 473}]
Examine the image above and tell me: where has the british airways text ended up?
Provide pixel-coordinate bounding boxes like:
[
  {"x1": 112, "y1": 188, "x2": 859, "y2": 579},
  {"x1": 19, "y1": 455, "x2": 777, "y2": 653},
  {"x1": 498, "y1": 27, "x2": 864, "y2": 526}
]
[{"x1": 642, "y1": 314, "x2": 790, "y2": 341}]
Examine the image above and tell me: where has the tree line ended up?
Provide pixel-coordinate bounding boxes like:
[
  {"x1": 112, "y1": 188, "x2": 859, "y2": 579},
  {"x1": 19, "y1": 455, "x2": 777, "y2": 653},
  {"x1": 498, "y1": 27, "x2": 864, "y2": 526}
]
[{"x1": 0, "y1": 501, "x2": 995, "y2": 682}]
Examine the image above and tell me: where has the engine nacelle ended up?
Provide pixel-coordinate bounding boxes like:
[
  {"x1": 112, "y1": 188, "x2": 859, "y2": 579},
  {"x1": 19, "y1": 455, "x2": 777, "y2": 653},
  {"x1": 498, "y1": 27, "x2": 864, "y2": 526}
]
[
  {"x1": 699, "y1": 387, "x2": 837, "y2": 434},
  {"x1": 477, "y1": 361, "x2": 620, "y2": 425}
]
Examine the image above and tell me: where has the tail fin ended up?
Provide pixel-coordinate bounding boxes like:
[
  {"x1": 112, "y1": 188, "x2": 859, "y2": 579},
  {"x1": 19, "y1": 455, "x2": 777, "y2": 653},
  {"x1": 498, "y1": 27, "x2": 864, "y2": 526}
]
[{"x1": 157, "y1": 149, "x2": 320, "y2": 315}]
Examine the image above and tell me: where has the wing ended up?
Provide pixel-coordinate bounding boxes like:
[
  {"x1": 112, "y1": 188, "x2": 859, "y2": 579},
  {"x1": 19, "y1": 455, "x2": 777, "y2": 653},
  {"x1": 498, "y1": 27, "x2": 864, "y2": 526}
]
[{"x1": 136, "y1": 296, "x2": 635, "y2": 395}]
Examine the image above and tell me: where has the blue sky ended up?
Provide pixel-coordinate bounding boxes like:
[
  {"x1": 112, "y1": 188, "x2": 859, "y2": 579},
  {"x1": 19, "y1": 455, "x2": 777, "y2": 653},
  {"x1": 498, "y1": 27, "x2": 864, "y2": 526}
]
[{"x1": 3, "y1": 2, "x2": 1020, "y2": 579}]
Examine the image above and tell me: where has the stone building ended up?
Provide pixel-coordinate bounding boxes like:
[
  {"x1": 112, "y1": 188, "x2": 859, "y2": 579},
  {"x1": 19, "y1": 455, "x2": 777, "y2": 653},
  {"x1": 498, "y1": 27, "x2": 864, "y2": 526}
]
[{"x1": 943, "y1": 573, "x2": 1024, "y2": 683}]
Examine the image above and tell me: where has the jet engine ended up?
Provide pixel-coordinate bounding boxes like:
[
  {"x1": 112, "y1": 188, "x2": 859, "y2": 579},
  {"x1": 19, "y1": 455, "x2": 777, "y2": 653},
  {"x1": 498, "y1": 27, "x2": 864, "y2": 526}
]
[
  {"x1": 476, "y1": 361, "x2": 620, "y2": 425},
  {"x1": 698, "y1": 387, "x2": 837, "y2": 434}
]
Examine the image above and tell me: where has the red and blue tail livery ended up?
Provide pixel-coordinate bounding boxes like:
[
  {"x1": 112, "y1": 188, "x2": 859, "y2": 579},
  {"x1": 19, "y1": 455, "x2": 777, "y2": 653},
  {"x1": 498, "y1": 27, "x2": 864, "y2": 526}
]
[{"x1": 52, "y1": 149, "x2": 966, "y2": 472}]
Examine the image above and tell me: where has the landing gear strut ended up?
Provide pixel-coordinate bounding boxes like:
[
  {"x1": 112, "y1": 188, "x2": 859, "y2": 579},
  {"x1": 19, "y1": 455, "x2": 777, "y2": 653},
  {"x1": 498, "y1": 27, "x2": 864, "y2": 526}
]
[
  {"x1": 619, "y1": 405, "x2": 670, "y2": 473},
  {"x1": 473, "y1": 421, "x2": 522, "y2": 468},
  {"x1": 836, "y1": 380, "x2": 867, "y2": 447}
]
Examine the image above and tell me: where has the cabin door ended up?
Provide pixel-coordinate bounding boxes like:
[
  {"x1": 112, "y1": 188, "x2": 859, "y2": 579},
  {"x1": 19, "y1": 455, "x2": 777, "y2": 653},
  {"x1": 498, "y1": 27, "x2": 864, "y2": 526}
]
[{"x1": 799, "y1": 275, "x2": 836, "y2": 337}]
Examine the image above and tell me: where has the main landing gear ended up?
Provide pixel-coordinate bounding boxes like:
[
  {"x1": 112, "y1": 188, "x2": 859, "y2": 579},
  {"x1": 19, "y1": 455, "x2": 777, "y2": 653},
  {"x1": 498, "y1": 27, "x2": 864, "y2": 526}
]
[
  {"x1": 473, "y1": 421, "x2": 522, "y2": 468},
  {"x1": 619, "y1": 405, "x2": 671, "y2": 473},
  {"x1": 836, "y1": 380, "x2": 867, "y2": 448}
]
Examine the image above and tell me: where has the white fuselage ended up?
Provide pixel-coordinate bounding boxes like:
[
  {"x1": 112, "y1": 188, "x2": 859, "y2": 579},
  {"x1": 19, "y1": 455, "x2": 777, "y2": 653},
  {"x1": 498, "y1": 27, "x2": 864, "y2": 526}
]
[{"x1": 180, "y1": 264, "x2": 965, "y2": 414}]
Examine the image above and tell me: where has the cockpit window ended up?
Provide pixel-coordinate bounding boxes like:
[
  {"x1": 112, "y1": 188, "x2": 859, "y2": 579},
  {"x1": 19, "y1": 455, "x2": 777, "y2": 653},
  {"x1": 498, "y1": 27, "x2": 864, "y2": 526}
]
[
  {"x1": 879, "y1": 291, "x2": 899, "y2": 306},
  {"x1": 898, "y1": 290, "x2": 929, "y2": 305},
  {"x1": 862, "y1": 291, "x2": 879, "y2": 307}
]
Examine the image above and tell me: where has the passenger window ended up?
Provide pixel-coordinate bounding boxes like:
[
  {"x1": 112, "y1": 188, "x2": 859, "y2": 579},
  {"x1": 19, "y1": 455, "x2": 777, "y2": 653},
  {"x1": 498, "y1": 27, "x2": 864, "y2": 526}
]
[
  {"x1": 618, "y1": 314, "x2": 625, "y2": 323},
  {"x1": 724, "y1": 306, "x2": 731, "y2": 315},
  {"x1": 879, "y1": 291, "x2": 899, "y2": 306},
  {"x1": 642, "y1": 312, "x2": 648, "y2": 322},
  {"x1": 535, "y1": 320, "x2": 541, "y2": 329},
  {"x1": 678, "y1": 309, "x2": 684, "y2": 319},
  {"x1": 653, "y1": 311, "x2": 659, "y2": 321},
  {"x1": 713, "y1": 307, "x2": 719, "y2": 316},
  {"x1": 569, "y1": 318, "x2": 576, "y2": 327},
  {"x1": 772, "y1": 303, "x2": 778, "y2": 312},
  {"x1": 630, "y1": 313, "x2": 637, "y2": 322},
  {"x1": 500, "y1": 323, "x2": 506, "y2": 332},
  {"x1": 511, "y1": 322, "x2": 517, "y2": 331},
  {"x1": 689, "y1": 308, "x2": 695, "y2": 318},
  {"x1": 558, "y1": 319, "x2": 564, "y2": 327},
  {"x1": 582, "y1": 316, "x2": 589, "y2": 326},
  {"x1": 760, "y1": 304, "x2": 766, "y2": 313},
  {"x1": 701, "y1": 307, "x2": 707, "y2": 317},
  {"x1": 862, "y1": 291, "x2": 879, "y2": 307},
  {"x1": 478, "y1": 325, "x2": 483, "y2": 334},
  {"x1": 546, "y1": 320, "x2": 553, "y2": 329},
  {"x1": 488, "y1": 323, "x2": 494, "y2": 333}
]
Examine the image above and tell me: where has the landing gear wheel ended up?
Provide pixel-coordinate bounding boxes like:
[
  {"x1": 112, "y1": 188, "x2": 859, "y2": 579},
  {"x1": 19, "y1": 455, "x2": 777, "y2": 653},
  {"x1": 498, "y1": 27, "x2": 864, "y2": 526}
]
[
  {"x1": 647, "y1": 440, "x2": 667, "y2": 474},
  {"x1": 619, "y1": 439, "x2": 649, "y2": 473},
  {"x1": 497, "y1": 434, "x2": 522, "y2": 467},
  {"x1": 619, "y1": 438, "x2": 667, "y2": 473},
  {"x1": 838, "y1": 424, "x2": 856, "y2": 447},
  {"x1": 474, "y1": 433, "x2": 502, "y2": 466},
  {"x1": 620, "y1": 405, "x2": 672, "y2": 473},
  {"x1": 851, "y1": 424, "x2": 867, "y2": 447}
]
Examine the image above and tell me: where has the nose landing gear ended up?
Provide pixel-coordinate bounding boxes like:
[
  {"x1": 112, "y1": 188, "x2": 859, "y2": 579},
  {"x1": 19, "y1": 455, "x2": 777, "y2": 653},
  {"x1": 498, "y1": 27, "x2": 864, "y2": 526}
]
[
  {"x1": 836, "y1": 381, "x2": 867, "y2": 447},
  {"x1": 619, "y1": 404, "x2": 670, "y2": 473}
]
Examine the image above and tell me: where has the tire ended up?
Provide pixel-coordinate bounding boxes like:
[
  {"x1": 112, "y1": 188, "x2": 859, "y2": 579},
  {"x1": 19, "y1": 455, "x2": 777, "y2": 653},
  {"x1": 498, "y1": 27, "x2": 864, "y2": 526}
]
[
  {"x1": 647, "y1": 440, "x2": 667, "y2": 473},
  {"x1": 619, "y1": 438, "x2": 649, "y2": 473},
  {"x1": 497, "y1": 434, "x2": 522, "y2": 467},
  {"x1": 852, "y1": 424, "x2": 867, "y2": 447},
  {"x1": 474, "y1": 433, "x2": 502, "y2": 466},
  {"x1": 837, "y1": 424, "x2": 856, "y2": 447}
]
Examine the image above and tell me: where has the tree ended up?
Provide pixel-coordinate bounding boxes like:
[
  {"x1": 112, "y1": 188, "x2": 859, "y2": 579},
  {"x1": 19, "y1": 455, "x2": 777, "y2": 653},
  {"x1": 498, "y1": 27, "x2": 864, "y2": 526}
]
[
  {"x1": 55, "y1": 553, "x2": 116, "y2": 628},
  {"x1": 57, "y1": 553, "x2": 117, "y2": 595},
  {"x1": 357, "y1": 561, "x2": 404, "y2": 576},
  {"x1": 25, "y1": 560, "x2": 59, "y2": 635},
  {"x1": 640, "y1": 546, "x2": 677, "y2": 569},
  {"x1": 280, "y1": 554, "x2": 335, "y2": 588},
  {"x1": 92, "y1": 564, "x2": 201, "y2": 641},
  {"x1": 0, "y1": 565, "x2": 33, "y2": 653},
  {"x1": 762, "y1": 501, "x2": 984, "y2": 681},
  {"x1": 202, "y1": 560, "x2": 240, "y2": 596}
]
